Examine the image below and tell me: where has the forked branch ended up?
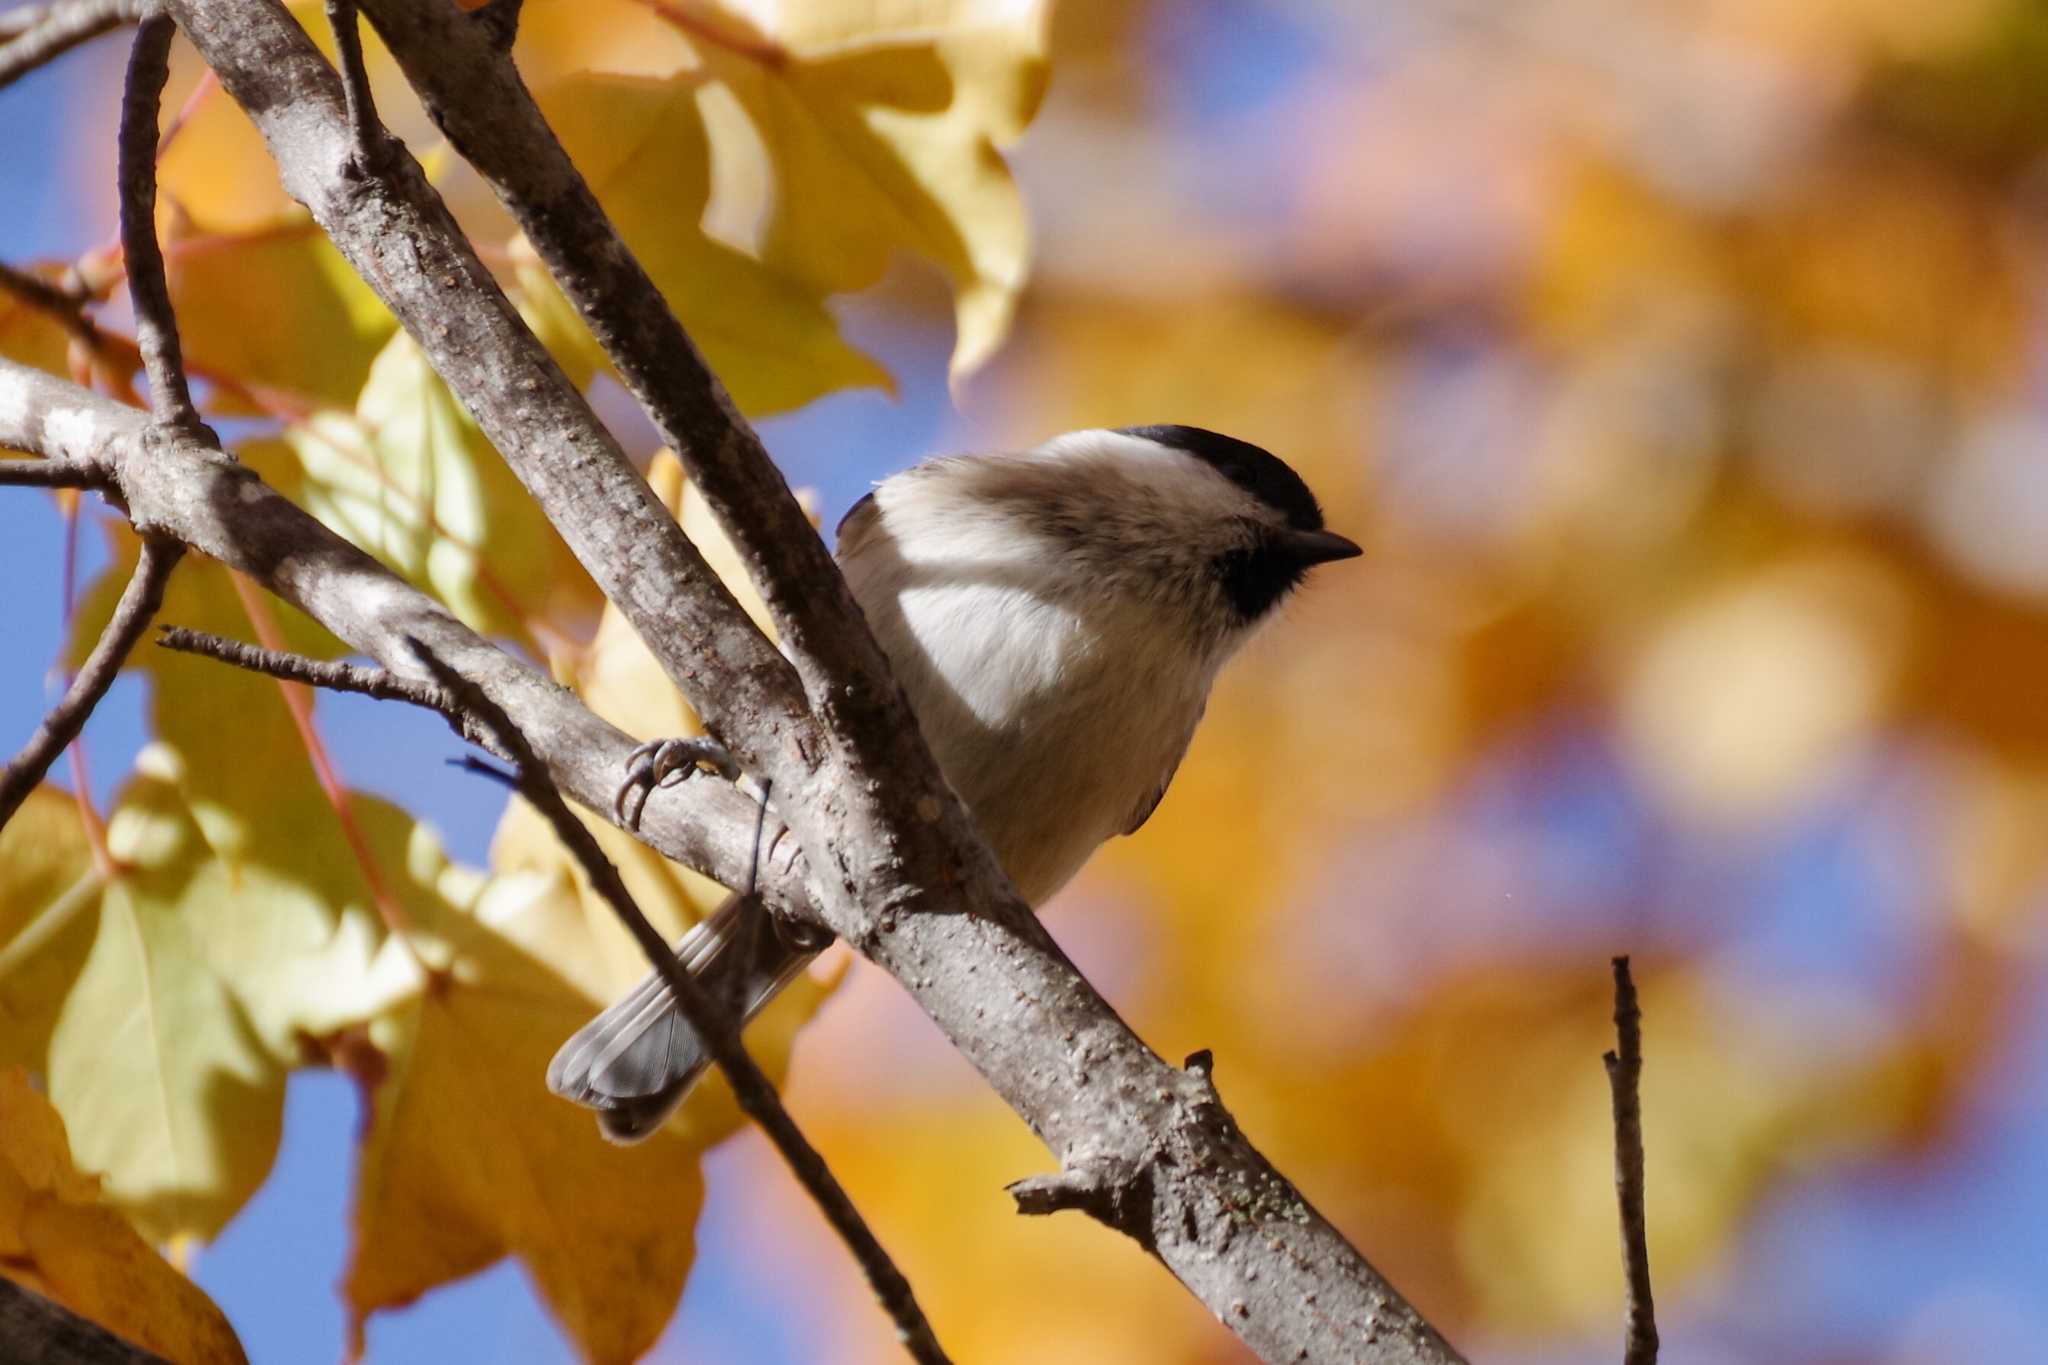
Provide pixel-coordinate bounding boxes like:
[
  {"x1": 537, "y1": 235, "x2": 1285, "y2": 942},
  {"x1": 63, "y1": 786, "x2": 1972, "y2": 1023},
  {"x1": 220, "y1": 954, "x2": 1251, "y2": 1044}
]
[
  {"x1": 410, "y1": 644, "x2": 953, "y2": 1365},
  {"x1": 0, "y1": 355, "x2": 798, "y2": 917},
  {"x1": 0, "y1": 14, "x2": 190, "y2": 832},
  {"x1": 3, "y1": 0, "x2": 1471, "y2": 1357},
  {"x1": 153, "y1": 1, "x2": 1469, "y2": 1358},
  {"x1": 157, "y1": 619, "x2": 952, "y2": 1360}
]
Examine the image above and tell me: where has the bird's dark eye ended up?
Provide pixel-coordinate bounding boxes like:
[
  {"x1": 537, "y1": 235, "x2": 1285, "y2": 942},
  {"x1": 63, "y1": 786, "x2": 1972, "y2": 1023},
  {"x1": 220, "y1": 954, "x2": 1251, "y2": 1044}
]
[{"x1": 1211, "y1": 531, "x2": 1308, "y2": 622}]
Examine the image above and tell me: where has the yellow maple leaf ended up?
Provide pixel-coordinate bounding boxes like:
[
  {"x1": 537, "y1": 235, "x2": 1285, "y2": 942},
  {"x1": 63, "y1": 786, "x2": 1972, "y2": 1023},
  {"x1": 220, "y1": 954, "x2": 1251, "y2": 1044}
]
[
  {"x1": 340, "y1": 453, "x2": 838, "y2": 1358},
  {"x1": 527, "y1": 0, "x2": 1046, "y2": 406},
  {"x1": 15, "y1": 544, "x2": 413, "y2": 1239},
  {"x1": 0, "y1": 1067, "x2": 247, "y2": 1365},
  {"x1": 165, "y1": 216, "x2": 397, "y2": 415},
  {"x1": 530, "y1": 69, "x2": 894, "y2": 415},
  {"x1": 340, "y1": 861, "x2": 712, "y2": 1365},
  {"x1": 675, "y1": 0, "x2": 1048, "y2": 382}
]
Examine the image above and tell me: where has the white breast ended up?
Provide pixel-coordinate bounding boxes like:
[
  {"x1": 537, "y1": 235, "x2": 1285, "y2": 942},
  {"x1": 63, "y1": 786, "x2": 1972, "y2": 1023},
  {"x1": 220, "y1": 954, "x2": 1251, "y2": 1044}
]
[{"x1": 839, "y1": 494, "x2": 1213, "y2": 906}]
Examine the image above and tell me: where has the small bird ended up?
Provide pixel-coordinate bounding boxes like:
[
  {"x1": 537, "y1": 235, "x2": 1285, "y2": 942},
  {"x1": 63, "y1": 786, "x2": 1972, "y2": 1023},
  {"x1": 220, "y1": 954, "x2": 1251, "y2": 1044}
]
[{"x1": 548, "y1": 425, "x2": 1362, "y2": 1141}]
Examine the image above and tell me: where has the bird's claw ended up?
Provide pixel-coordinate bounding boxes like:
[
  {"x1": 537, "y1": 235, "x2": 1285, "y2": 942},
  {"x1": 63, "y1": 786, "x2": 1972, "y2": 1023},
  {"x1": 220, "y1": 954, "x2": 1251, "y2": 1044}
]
[{"x1": 613, "y1": 735, "x2": 740, "y2": 830}]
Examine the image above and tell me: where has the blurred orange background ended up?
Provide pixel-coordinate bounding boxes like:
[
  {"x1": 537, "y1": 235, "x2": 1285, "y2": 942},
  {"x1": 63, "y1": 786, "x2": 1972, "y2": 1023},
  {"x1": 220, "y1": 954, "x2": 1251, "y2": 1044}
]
[{"x1": 758, "y1": 3, "x2": 2048, "y2": 1361}]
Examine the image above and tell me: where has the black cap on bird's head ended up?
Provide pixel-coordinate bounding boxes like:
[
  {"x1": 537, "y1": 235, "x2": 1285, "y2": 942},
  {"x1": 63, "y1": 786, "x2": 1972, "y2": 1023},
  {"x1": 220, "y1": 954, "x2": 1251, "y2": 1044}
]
[
  {"x1": 1116, "y1": 425, "x2": 1326, "y2": 530},
  {"x1": 1115, "y1": 424, "x2": 1362, "y2": 618}
]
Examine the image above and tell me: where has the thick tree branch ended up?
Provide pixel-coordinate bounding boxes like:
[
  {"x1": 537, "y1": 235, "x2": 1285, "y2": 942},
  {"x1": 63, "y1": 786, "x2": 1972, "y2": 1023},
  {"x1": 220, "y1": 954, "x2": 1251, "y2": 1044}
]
[
  {"x1": 0, "y1": 0, "x2": 144, "y2": 93},
  {"x1": 359, "y1": 0, "x2": 922, "y2": 719},
  {"x1": 1605, "y1": 956, "x2": 1659, "y2": 1365},
  {"x1": 161, "y1": 0, "x2": 813, "y2": 783},
  {"x1": 0, "y1": 5, "x2": 48, "y2": 39},
  {"x1": 413, "y1": 643, "x2": 952, "y2": 1365},
  {"x1": 0, "y1": 1280, "x2": 171, "y2": 1365},
  {"x1": 0, "y1": 356, "x2": 803, "y2": 920},
  {"x1": 131, "y1": 3, "x2": 1471, "y2": 1359}
]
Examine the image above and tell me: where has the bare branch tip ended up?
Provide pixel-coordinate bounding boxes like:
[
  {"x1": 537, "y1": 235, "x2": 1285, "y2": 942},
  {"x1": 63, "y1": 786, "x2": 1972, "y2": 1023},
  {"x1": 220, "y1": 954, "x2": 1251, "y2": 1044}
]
[
  {"x1": 117, "y1": 11, "x2": 201, "y2": 433},
  {"x1": 446, "y1": 753, "x2": 519, "y2": 790},
  {"x1": 1006, "y1": 1172, "x2": 1092, "y2": 1217},
  {"x1": 1605, "y1": 953, "x2": 1658, "y2": 1365}
]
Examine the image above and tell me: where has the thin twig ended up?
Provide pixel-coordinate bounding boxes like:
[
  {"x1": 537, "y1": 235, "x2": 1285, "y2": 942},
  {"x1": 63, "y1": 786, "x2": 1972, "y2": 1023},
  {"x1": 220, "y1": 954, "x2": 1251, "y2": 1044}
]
[
  {"x1": 323, "y1": 0, "x2": 382, "y2": 163},
  {"x1": 0, "y1": 258, "x2": 122, "y2": 362},
  {"x1": 0, "y1": 537, "x2": 178, "y2": 827},
  {"x1": 155, "y1": 626, "x2": 454, "y2": 712},
  {"x1": 409, "y1": 640, "x2": 954, "y2": 1365},
  {"x1": 1604, "y1": 956, "x2": 1659, "y2": 1365},
  {"x1": 0, "y1": 258, "x2": 91, "y2": 319},
  {"x1": 155, "y1": 626, "x2": 516, "y2": 795},
  {"x1": 0, "y1": 0, "x2": 143, "y2": 93},
  {"x1": 0, "y1": 457, "x2": 111, "y2": 488},
  {"x1": 116, "y1": 12, "x2": 203, "y2": 434},
  {"x1": 447, "y1": 752, "x2": 518, "y2": 788}
]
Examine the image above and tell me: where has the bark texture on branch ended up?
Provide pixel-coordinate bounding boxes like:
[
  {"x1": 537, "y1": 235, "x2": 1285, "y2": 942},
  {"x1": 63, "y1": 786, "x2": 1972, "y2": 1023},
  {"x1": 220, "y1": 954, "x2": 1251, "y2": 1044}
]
[
  {"x1": 161, "y1": 0, "x2": 812, "y2": 769},
  {"x1": 415, "y1": 647, "x2": 953, "y2": 1365},
  {"x1": 9, "y1": 0, "x2": 1468, "y2": 1354},
  {"x1": 0, "y1": 358, "x2": 800, "y2": 922},
  {"x1": 343, "y1": 8, "x2": 1464, "y2": 1360}
]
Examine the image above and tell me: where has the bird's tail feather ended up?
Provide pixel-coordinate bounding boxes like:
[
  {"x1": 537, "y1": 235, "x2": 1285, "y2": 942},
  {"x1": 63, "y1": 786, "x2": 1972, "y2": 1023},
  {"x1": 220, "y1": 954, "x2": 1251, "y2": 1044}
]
[{"x1": 546, "y1": 893, "x2": 815, "y2": 1144}]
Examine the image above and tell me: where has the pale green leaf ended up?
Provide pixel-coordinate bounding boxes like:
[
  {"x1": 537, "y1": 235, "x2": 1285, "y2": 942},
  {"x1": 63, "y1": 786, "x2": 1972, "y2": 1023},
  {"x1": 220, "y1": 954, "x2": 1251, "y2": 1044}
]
[{"x1": 285, "y1": 332, "x2": 596, "y2": 644}]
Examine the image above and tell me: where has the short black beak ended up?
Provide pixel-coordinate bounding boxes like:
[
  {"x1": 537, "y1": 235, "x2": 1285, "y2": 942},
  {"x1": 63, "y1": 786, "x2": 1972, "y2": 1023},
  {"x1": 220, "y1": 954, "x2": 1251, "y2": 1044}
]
[{"x1": 1279, "y1": 528, "x2": 1364, "y2": 566}]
